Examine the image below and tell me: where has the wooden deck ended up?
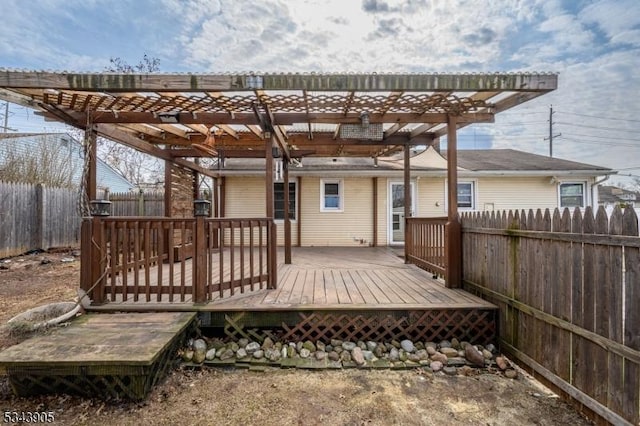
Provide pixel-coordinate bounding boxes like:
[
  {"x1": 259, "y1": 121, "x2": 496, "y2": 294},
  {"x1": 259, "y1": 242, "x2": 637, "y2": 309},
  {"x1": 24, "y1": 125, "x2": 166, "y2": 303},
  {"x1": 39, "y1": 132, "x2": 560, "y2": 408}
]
[{"x1": 90, "y1": 247, "x2": 495, "y2": 311}]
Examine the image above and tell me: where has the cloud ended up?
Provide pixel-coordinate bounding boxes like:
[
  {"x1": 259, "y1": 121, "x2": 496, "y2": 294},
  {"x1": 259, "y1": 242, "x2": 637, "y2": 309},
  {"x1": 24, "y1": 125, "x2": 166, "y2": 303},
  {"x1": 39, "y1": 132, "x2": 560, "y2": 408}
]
[
  {"x1": 362, "y1": 0, "x2": 390, "y2": 13},
  {"x1": 462, "y1": 28, "x2": 498, "y2": 47}
]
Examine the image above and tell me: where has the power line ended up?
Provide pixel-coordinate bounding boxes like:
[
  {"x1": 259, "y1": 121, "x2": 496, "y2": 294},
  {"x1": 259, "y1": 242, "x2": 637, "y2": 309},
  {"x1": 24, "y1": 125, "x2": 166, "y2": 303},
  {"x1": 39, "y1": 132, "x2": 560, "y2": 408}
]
[
  {"x1": 556, "y1": 121, "x2": 639, "y2": 133},
  {"x1": 563, "y1": 133, "x2": 640, "y2": 143}
]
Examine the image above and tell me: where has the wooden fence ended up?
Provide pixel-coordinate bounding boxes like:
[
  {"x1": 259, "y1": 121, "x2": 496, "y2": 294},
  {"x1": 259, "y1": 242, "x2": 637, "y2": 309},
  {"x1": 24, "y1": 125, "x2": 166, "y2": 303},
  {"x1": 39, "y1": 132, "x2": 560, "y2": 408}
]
[
  {"x1": 0, "y1": 182, "x2": 80, "y2": 258},
  {"x1": 461, "y1": 206, "x2": 639, "y2": 425},
  {"x1": 0, "y1": 181, "x2": 167, "y2": 258},
  {"x1": 80, "y1": 217, "x2": 276, "y2": 304},
  {"x1": 107, "y1": 191, "x2": 164, "y2": 216}
]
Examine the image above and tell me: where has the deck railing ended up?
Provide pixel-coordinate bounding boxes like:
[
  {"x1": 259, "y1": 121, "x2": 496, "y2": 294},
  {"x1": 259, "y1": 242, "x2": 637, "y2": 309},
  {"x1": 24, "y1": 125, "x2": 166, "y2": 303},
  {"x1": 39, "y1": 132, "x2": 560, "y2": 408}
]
[
  {"x1": 405, "y1": 217, "x2": 447, "y2": 278},
  {"x1": 80, "y1": 217, "x2": 276, "y2": 304}
]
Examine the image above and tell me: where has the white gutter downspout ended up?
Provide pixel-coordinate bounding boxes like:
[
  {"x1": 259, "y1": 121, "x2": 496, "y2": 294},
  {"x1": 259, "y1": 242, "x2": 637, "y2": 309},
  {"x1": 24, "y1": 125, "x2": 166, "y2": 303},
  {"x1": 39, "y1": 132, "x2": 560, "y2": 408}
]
[{"x1": 591, "y1": 175, "x2": 611, "y2": 208}]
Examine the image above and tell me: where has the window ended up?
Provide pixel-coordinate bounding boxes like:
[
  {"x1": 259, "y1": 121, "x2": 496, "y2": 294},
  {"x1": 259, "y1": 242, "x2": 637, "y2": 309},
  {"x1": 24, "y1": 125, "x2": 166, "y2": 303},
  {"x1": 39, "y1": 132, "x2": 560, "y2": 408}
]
[
  {"x1": 392, "y1": 214, "x2": 401, "y2": 230},
  {"x1": 559, "y1": 182, "x2": 585, "y2": 208},
  {"x1": 457, "y1": 182, "x2": 475, "y2": 210},
  {"x1": 274, "y1": 182, "x2": 296, "y2": 220},
  {"x1": 320, "y1": 179, "x2": 343, "y2": 212}
]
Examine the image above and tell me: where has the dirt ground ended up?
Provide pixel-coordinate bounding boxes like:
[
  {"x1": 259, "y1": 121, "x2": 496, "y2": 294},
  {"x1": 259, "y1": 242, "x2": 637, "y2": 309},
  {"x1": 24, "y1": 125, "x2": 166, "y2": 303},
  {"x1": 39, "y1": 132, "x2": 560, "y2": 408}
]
[{"x1": 0, "y1": 251, "x2": 593, "y2": 426}]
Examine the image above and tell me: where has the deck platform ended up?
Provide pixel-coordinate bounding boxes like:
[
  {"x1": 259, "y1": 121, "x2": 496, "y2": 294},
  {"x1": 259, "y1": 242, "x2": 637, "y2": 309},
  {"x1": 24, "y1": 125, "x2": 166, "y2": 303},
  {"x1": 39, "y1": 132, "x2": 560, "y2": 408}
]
[
  {"x1": 0, "y1": 312, "x2": 195, "y2": 400},
  {"x1": 89, "y1": 248, "x2": 497, "y2": 345}
]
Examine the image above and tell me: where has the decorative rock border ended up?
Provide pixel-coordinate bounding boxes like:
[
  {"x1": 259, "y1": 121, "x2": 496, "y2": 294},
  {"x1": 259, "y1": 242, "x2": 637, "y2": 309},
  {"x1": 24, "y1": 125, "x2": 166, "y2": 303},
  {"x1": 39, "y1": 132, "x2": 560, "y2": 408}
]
[{"x1": 179, "y1": 336, "x2": 518, "y2": 377}]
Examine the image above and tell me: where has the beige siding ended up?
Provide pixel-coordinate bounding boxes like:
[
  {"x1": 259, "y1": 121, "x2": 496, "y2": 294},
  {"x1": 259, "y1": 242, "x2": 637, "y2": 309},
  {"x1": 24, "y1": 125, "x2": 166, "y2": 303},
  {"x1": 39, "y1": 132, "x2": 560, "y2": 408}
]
[
  {"x1": 416, "y1": 176, "x2": 593, "y2": 215},
  {"x1": 300, "y1": 177, "x2": 375, "y2": 246},
  {"x1": 224, "y1": 176, "x2": 299, "y2": 246},
  {"x1": 376, "y1": 177, "x2": 388, "y2": 246}
]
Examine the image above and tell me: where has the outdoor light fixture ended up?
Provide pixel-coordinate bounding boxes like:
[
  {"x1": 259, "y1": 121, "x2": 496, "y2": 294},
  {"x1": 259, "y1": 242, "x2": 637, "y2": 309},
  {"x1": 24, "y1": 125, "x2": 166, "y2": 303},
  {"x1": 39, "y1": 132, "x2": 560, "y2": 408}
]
[
  {"x1": 360, "y1": 111, "x2": 370, "y2": 128},
  {"x1": 90, "y1": 200, "x2": 112, "y2": 216},
  {"x1": 157, "y1": 112, "x2": 180, "y2": 123},
  {"x1": 272, "y1": 146, "x2": 281, "y2": 158},
  {"x1": 193, "y1": 199, "x2": 211, "y2": 217}
]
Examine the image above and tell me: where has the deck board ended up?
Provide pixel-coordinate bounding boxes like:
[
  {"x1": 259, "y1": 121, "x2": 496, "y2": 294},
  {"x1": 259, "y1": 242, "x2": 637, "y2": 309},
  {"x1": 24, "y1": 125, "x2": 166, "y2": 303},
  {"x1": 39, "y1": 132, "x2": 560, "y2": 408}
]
[{"x1": 90, "y1": 247, "x2": 496, "y2": 312}]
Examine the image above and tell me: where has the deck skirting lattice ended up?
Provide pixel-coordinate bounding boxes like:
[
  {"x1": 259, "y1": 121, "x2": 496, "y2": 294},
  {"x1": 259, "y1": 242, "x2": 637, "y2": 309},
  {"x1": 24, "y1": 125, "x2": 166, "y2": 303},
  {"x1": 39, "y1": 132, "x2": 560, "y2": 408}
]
[{"x1": 279, "y1": 309, "x2": 496, "y2": 345}]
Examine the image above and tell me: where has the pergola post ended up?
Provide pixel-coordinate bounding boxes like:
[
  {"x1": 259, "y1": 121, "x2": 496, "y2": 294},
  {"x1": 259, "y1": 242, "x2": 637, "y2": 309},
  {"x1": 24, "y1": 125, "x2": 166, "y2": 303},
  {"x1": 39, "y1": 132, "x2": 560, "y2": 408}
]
[
  {"x1": 163, "y1": 160, "x2": 173, "y2": 256},
  {"x1": 445, "y1": 114, "x2": 462, "y2": 288},
  {"x1": 404, "y1": 144, "x2": 412, "y2": 263},
  {"x1": 265, "y1": 133, "x2": 277, "y2": 288},
  {"x1": 83, "y1": 127, "x2": 97, "y2": 203},
  {"x1": 283, "y1": 159, "x2": 292, "y2": 264},
  {"x1": 372, "y1": 177, "x2": 378, "y2": 247}
]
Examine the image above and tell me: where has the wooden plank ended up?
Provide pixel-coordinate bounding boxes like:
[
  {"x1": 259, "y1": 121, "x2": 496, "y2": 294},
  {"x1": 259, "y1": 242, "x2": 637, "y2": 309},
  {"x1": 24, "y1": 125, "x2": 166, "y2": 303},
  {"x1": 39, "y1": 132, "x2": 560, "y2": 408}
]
[
  {"x1": 608, "y1": 207, "x2": 624, "y2": 415},
  {"x1": 593, "y1": 206, "x2": 610, "y2": 406},
  {"x1": 623, "y1": 207, "x2": 640, "y2": 425},
  {"x1": 323, "y1": 270, "x2": 340, "y2": 305}
]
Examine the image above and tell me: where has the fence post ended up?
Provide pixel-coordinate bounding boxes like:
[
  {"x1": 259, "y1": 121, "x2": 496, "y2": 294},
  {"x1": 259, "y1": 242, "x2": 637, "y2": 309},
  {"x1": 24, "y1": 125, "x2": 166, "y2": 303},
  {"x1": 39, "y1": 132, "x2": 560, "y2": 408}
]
[
  {"x1": 445, "y1": 218, "x2": 462, "y2": 288},
  {"x1": 193, "y1": 216, "x2": 207, "y2": 303}
]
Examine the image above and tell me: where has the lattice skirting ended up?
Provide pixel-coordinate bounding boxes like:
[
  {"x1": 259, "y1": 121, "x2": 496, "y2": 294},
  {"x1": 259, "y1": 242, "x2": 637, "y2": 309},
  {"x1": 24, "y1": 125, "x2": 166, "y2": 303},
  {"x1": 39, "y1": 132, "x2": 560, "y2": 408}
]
[
  {"x1": 216, "y1": 309, "x2": 496, "y2": 346},
  {"x1": 5, "y1": 326, "x2": 188, "y2": 400}
]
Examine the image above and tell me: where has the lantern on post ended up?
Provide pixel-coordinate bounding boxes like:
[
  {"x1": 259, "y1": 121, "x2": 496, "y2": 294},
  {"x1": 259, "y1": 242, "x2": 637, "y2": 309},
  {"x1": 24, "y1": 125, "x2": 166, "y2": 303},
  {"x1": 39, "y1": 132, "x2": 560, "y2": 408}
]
[
  {"x1": 193, "y1": 199, "x2": 211, "y2": 217},
  {"x1": 90, "y1": 200, "x2": 112, "y2": 216}
]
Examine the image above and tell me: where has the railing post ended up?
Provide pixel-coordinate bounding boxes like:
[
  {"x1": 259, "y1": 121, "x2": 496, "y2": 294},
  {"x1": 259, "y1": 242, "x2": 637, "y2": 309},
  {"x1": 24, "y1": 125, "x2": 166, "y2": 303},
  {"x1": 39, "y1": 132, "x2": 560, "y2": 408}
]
[
  {"x1": 90, "y1": 216, "x2": 105, "y2": 304},
  {"x1": 405, "y1": 218, "x2": 413, "y2": 263},
  {"x1": 445, "y1": 218, "x2": 462, "y2": 288},
  {"x1": 268, "y1": 221, "x2": 278, "y2": 289},
  {"x1": 193, "y1": 216, "x2": 207, "y2": 303}
]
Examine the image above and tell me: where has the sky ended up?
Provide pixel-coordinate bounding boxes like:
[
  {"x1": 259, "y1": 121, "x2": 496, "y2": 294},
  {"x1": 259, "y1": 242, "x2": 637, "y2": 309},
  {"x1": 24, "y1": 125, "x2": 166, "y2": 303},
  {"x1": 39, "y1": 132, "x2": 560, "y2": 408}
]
[{"x1": 0, "y1": 0, "x2": 639, "y2": 186}]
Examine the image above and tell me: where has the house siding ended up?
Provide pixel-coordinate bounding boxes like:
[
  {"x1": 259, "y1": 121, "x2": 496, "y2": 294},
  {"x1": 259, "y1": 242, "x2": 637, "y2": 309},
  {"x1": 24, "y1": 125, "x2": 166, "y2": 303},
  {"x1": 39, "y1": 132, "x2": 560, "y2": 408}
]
[{"x1": 224, "y1": 176, "x2": 299, "y2": 246}]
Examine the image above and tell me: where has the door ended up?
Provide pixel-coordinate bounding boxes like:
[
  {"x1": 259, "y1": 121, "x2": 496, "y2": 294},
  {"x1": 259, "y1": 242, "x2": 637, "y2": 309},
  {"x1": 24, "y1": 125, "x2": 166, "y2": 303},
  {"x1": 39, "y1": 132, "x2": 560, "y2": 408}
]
[{"x1": 389, "y1": 182, "x2": 415, "y2": 244}]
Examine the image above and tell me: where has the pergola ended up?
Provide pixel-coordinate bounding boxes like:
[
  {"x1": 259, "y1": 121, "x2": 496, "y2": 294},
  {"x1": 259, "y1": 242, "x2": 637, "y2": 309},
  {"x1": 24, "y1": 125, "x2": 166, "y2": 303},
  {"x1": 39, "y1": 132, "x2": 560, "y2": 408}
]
[{"x1": 0, "y1": 70, "x2": 558, "y2": 288}]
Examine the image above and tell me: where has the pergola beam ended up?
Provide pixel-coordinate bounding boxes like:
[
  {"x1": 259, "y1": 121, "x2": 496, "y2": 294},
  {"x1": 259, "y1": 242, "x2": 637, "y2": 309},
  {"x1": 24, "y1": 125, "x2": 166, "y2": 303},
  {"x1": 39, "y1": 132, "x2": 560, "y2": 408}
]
[{"x1": 0, "y1": 70, "x2": 558, "y2": 92}]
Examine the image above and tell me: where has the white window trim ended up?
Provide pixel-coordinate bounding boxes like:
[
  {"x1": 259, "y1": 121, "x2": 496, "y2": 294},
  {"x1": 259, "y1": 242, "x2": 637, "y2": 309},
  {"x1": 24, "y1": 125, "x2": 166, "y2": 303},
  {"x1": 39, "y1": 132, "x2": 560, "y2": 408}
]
[
  {"x1": 273, "y1": 181, "x2": 298, "y2": 222},
  {"x1": 557, "y1": 181, "x2": 588, "y2": 209},
  {"x1": 443, "y1": 179, "x2": 478, "y2": 212},
  {"x1": 320, "y1": 178, "x2": 344, "y2": 212}
]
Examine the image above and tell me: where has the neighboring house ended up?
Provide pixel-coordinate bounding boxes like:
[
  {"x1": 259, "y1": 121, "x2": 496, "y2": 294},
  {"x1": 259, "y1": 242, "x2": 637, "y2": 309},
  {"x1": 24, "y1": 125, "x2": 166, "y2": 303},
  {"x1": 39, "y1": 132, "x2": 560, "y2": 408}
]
[
  {"x1": 219, "y1": 146, "x2": 613, "y2": 247},
  {"x1": 598, "y1": 185, "x2": 640, "y2": 208},
  {"x1": 0, "y1": 133, "x2": 132, "y2": 192}
]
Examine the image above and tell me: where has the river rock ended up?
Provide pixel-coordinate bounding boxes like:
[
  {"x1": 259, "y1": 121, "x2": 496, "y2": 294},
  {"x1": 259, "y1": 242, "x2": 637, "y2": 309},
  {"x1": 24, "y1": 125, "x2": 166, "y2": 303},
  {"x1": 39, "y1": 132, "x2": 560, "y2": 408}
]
[
  {"x1": 193, "y1": 339, "x2": 207, "y2": 352},
  {"x1": 408, "y1": 353, "x2": 421, "y2": 362},
  {"x1": 450, "y1": 338, "x2": 460, "y2": 349},
  {"x1": 447, "y1": 357, "x2": 467, "y2": 367},
  {"x1": 400, "y1": 340, "x2": 415, "y2": 353},
  {"x1": 486, "y1": 343, "x2": 497, "y2": 353},
  {"x1": 362, "y1": 350, "x2": 374, "y2": 361},
  {"x1": 352, "y1": 347, "x2": 365, "y2": 366},
  {"x1": 505, "y1": 369, "x2": 518, "y2": 379},
  {"x1": 440, "y1": 347, "x2": 459, "y2": 358},
  {"x1": 315, "y1": 351, "x2": 327, "y2": 361},
  {"x1": 229, "y1": 341, "x2": 239, "y2": 352},
  {"x1": 430, "y1": 361, "x2": 443, "y2": 372},
  {"x1": 443, "y1": 366, "x2": 457, "y2": 376},
  {"x1": 415, "y1": 349, "x2": 429, "y2": 361},
  {"x1": 399, "y1": 350, "x2": 408, "y2": 362},
  {"x1": 459, "y1": 366, "x2": 476, "y2": 376},
  {"x1": 302, "y1": 341, "x2": 316, "y2": 353},
  {"x1": 182, "y1": 349, "x2": 194, "y2": 362},
  {"x1": 465, "y1": 345, "x2": 485, "y2": 367},
  {"x1": 482, "y1": 349, "x2": 493, "y2": 360},
  {"x1": 219, "y1": 348, "x2": 235, "y2": 361},
  {"x1": 357, "y1": 341, "x2": 367, "y2": 350},
  {"x1": 340, "y1": 350, "x2": 352, "y2": 362},
  {"x1": 245, "y1": 342, "x2": 260, "y2": 354},
  {"x1": 334, "y1": 346, "x2": 343, "y2": 354},
  {"x1": 426, "y1": 346, "x2": 437, "y2": 356},
  {"x1": 430, "y1": 352, "x2": 448, "y2": 364},
  {"x1": 391, "y1": 339, "x2": 401, "y2": 349},
  {"x1": 265, "y1": 348, "x2": 281, "y2": 362},
  {"x1": 374, "y1": 345, "x2": 385, "y2": 358},
  {"x1": 300, "y1": 348, "x2": 311, "y2": 359},
  {"x1": 210, "y1": 340, "x2": 225, "y2": 350},
  {"x1": 281, "y1": 347, "x2": 288, "y2": 359},
  {"x1": 236, "y1": 348, "x2": 247, "y2": 359},
  {"x1": 331, "y1": 339, "x2": 343, "y2": 347},
  {"x1": 366, "y1": 341, "x2": 377, "y2": 351},
  {"x1": 205, "y1": 348, "x2": 216, "y2": 360},
  {"x1": 316, "y1": 341, "x2": 326, "y2": 352},
  {"x1": 238, "y1": 338, "x2": 249, "y2": 348},
  {"x1": 328, "y1": 351, "x2": 340, "y2": 361},
  {"x1": 496, "y1": 356, "x2": 510, "y2": 370},
  {"x1": 193, "y1": 349, "x2": 206, "y2": 364},
  {"x1": 342, "y1": 341, "x2": 356, "y2": 351},
  {"x1": 414, "y1": 341, "x2": 425, "y2": 350},
  {"x1": 287, "y1": 346, "x2": 296, "y2": 358},
  {"x1": 389, "y1": 347, "x2": 400, "y2": 361},
  {"x1": 262, "y1": 337, "x2": 275, "y2": 350},
  {"x1": 253, "y1": 350, "x2": 264, "y2": 359},
  {"x1": 439, "y1": 340, "x2": 452, "y2": 349}
]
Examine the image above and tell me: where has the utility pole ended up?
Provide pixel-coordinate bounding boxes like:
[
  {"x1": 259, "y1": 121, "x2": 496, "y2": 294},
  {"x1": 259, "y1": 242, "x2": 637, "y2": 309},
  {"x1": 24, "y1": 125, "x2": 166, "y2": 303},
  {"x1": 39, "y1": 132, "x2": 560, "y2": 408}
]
[{"x1": 544, "y1": 105, "x2": 561, "y2": 157}]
